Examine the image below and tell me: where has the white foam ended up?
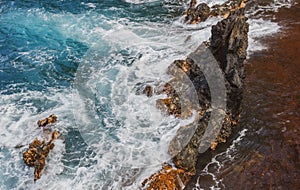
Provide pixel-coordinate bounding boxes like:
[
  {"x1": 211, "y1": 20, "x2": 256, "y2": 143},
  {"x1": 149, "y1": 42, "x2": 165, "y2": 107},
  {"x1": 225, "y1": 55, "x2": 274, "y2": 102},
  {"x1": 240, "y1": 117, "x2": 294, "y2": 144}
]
[
  {"x1": 192, "y1": 129, "x2": 248, "y2": 190},
  {"x1": 246, "y1": 0, "x2": 295, "y2": 54},
  {"x1": 197, "y1": 0, "x2": 228, "y2": 7},
  {"x1": 248, "y1": 18, "x2": 281, "y2": 54},
  {"x1": 124, "y1": 0, "x2": 160, "y2": 4}
]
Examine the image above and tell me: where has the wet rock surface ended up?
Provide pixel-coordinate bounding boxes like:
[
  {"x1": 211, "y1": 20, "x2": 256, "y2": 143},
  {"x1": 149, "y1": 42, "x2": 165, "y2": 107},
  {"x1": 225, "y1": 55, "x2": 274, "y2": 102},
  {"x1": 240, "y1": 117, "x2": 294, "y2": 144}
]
[
  {"x1": 170, "y1": 6, "x2": 248, "y2": 169},
  {"x1": 37, "y1": 114, "x2": 57, "y2": 127},
  {"x1": 218, "y1": 2, "x2": 300, "y2": 189},
  {"x1": 142, "y1": 2, "x2": 249, "y2": 189},
  {"x1": 143, "y1": 85, "x2": 154, "y2": 97},
  {"x1": 183, "y1": 0, "x2": 246, "y2": 24},
  {"x1": 184, "y1": 1, "x2": 210, "y2": 24},
  {"x1": 22, "y1": 115, "x2": 61, "y2": 181},
  {"x1": 141, "y1": 164, "x2": 193, "y2": 190}
]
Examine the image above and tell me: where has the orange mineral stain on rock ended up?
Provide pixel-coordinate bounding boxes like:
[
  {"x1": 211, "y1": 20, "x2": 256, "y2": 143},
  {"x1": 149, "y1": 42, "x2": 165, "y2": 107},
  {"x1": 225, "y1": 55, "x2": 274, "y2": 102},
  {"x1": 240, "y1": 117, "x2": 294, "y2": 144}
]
[
  {"x1": 37, "y1": 114, "x2": 57, "y2": 127},
  {"x1": 141, "y1": 164, "x2": 193, "y2": 190},
  {"x1": 23, "y1": 115, "x2": 62, "y2": 181}
]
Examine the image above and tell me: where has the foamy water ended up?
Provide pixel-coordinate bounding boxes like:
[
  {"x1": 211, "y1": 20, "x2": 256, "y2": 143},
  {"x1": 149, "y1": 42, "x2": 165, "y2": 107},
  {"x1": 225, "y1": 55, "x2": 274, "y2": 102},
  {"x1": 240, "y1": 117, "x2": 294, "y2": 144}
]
[{"x1": 0, "y1": 0, "x2": 295, "y2": 189}]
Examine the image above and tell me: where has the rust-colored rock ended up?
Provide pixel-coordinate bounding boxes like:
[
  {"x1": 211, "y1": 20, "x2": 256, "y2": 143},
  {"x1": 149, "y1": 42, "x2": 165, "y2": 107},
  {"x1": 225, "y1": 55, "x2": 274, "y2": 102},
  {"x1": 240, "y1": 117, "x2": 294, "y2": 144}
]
[
  {"x1": 37, "y1": 114, "x2": 57, "y2": 127},
  {"x1": 183, "y1": 0, "x2": 247, "y2": 24},
  {"x1": 141, "y1": 164, "x2": 193, "y2": 190},
  {"x1": 184, "y1": 3, "x2": 210, "y2": 24},
  {"x1": 23, "y1": 130, "x2": 60, "y2": 181}
]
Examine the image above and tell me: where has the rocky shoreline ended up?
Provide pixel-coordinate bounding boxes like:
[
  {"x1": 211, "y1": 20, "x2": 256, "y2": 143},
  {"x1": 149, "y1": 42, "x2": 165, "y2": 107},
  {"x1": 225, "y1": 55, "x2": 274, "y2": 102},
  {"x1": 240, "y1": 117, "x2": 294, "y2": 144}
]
[
  {"x1": 185, "y1": 0, "x2": 299, "y2": 189},
  {"x1": 141, "y1": 0, "x2": 249, "y2": 189}
]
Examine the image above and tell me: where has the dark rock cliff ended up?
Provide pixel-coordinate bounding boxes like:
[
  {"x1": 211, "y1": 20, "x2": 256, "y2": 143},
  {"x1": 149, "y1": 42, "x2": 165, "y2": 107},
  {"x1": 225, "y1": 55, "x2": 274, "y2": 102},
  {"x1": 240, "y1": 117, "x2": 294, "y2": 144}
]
[
  {"x1": 142, "y1": 4, "x2": 249, "y2": 189},
  {"x1": 170, "y1": 6, "x2": 249, "y2": 175}
]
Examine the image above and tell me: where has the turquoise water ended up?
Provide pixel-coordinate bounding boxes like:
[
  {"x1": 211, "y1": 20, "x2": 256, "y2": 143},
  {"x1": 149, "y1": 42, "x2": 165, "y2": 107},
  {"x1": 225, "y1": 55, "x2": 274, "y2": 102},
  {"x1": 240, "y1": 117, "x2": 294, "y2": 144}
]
[
  {"x1": 0, "y1": 0, "x2": 293, "y2": 189},
  {"x1": 0, "y1": 1, "x2": 202, "y2": 189}
]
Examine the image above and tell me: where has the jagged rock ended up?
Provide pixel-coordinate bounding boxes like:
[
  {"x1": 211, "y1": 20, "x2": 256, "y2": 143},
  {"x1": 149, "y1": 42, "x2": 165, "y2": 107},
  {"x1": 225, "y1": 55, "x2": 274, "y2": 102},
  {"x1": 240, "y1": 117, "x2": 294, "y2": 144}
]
[
  {"x1": 23, "y1": 147, "x2": 38, "y2": 167},
  {"x1": 156, "y1": 82, "x2": 182, "y2": 117},
  {"x1": 210, "y1": 8, "x2": 248, "y2": 118},
  {"x1": 183, "y1": 0, "x2": 247, "y2": 24},
  {"x1": 184, "y1": 3, "x2": 210, "y2": 24},
  {"x1": 142, "y1": 3, "x2": 249, "y2": 189},
  {"x1": 23, "y1": 130, "x2": 60, "y2": 181},
  {"x1": 172, "y1": 3, "x2": 248, "y2": 180},
  {"x1": 141, "y1": 164, "x2": 193, "y2": 190},
  {"x1": 37, "y1": 114, "x2": 57, "y2": 127}
]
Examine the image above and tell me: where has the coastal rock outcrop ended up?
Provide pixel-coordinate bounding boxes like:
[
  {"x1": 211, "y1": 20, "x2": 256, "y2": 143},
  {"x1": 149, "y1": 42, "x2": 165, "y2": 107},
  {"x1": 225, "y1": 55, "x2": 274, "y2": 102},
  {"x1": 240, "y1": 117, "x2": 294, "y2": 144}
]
[
  {"x1": 142, "y1": 2, "x2": 248, "y2": 189},
  {"x1": 172, "y1": 5, "x2": 248, "y2": 174}
]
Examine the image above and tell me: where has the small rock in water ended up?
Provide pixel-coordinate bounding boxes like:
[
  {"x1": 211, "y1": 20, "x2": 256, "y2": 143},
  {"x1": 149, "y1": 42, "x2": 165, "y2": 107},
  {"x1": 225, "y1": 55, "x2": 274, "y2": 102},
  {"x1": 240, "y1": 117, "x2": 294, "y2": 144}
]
[
  {"x1": 142, "y1": 85, "x2": 153, "y2": 97},
  {"x1": 184, "y1": 3, "x2": 210, "y2": 24},
  {"x1": 37, "y1": 114, "x2": 57, "y2": 127},
  {"x1": 23, "y1": 115, "x2": 62, "y2": 181}
]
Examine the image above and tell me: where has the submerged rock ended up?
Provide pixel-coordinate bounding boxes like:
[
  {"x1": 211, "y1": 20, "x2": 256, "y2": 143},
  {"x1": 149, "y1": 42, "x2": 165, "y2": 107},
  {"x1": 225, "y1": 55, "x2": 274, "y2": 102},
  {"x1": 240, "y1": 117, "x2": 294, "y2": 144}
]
[{"x1": 143, "y1": 85, "x2": 154, "y2": 97}]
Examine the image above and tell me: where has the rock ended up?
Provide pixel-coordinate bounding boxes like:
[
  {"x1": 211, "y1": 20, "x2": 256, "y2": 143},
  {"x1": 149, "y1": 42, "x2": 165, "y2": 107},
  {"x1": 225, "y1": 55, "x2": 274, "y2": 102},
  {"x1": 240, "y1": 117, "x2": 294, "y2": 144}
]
[
  {"x1": 23, "y1": 115, "x2": 61, "y2": 182},
  {"x1": 142, "y1": 85, "x2": 153, "y2": 97},
  {"x1": 14, "y1": 144, "x2": 26, "y2": 149},
  {"x1": 156, "y1": 90, "x2": 182, "y2": 117},
  {"x1": 141, "y1": 164, "x2": 193, "y2": 190},
  {"x1": 184, "y1": 3, "x2": 210, "y2": 24},
  {"x1": 142, "y1": 3, "x2": 249, "y2": 189},
  {"x1": 23, "y1": 147, "x2": 38, "y2": 167},
  {"x1": 183, "y1": 0, "x2": 247, "y2": 24},
  {"x1": 37, "y1": 114, "x2": 57, "y2": 127},
  {"x1": 209, "y1": 7, "x2": 248, "y2": 118},
  {"x1": 171, "y1": 3, "x2": 248, "y2": 180}
]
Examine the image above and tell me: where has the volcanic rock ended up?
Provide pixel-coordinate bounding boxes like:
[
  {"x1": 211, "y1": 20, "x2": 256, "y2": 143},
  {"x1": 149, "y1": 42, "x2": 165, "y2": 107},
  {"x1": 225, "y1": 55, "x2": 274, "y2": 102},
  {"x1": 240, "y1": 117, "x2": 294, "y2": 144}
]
[
  {"x1": 37, "y1": 114, "x2": 57, "y2": 127},
  {"x1": 142, "y1": 3, "x2": 249, "y2": 189},
  {"x1": 183, "y1": 0, "x2": 247, "y2": 24},
  {"x1": 23, "y1": 115, "x2": 61, "y2": 181}
]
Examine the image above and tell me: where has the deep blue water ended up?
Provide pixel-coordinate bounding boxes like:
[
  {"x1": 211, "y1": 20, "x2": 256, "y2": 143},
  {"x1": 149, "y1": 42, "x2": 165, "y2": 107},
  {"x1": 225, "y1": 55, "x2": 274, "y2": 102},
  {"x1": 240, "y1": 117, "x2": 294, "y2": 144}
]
[{"x1": 0, "y1": 0, "x2": 179, "y2": 94}]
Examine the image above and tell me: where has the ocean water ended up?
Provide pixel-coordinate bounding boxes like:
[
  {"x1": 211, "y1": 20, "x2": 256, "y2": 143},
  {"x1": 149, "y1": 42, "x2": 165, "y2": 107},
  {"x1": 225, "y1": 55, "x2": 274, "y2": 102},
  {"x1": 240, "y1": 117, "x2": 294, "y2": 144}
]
[{"x1": 0, "y1": 0, "x2": 295, "y2": 189}]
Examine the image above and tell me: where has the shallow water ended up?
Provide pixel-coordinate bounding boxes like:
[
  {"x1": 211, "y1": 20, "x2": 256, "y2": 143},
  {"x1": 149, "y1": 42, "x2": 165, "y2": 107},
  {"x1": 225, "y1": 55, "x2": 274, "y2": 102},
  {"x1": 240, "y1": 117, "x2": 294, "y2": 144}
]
[
  {"x1": 186, "y1": 1, "x2": 300, "y2": 189},
  {"x1": 0, "y1": 0, "x2": 297, "y2": 189}
]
